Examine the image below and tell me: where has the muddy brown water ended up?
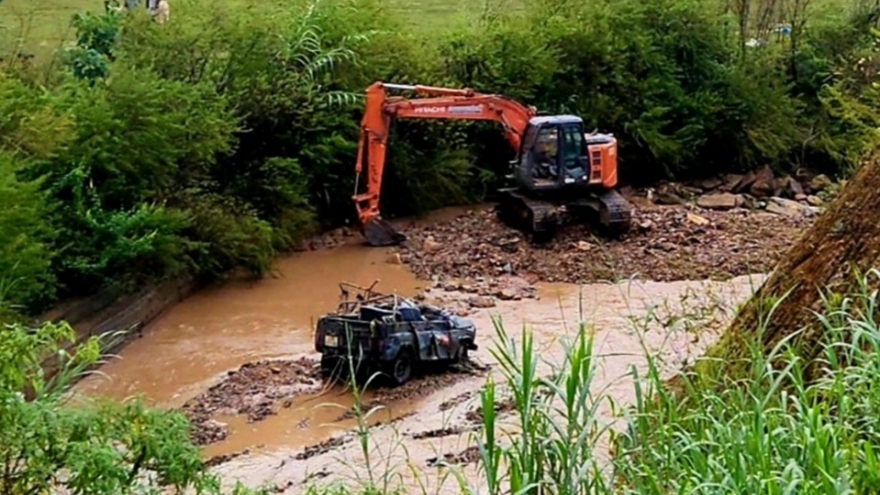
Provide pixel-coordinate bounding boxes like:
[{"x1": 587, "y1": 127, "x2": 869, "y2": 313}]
[{"x1": 71, "y1": 207, "x2": 769, "y2": 493}]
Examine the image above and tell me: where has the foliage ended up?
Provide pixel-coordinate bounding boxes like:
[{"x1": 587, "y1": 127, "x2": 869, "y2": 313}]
[
  {"x1": 0, "y1": 152, "x2": 56, "y2": 313},
  {"x1": 0, "y1": 320, "x2": 241, "y2": 495}
]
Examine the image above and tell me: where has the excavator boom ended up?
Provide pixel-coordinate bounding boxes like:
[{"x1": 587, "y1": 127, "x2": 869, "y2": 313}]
[
  {"x1": 351, "y1": 81, "x2": 631, "y2": 247},
  {"x1": 352, "y1": 82, "x2": 537, "y2": 246}
]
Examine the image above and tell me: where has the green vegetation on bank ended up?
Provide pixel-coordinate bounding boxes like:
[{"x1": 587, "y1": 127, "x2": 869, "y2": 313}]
[
  {"x1": 1, "y1": 0, "x2": 879, "y2": 322},
  {"x1": 0, "y1": 319, "x2": 273, "y2": 495}
]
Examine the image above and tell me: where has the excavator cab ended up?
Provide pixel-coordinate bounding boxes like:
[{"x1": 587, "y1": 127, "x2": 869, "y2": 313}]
[{"x1": 513, "y1": 115, "x2": 609, "y2": 192}]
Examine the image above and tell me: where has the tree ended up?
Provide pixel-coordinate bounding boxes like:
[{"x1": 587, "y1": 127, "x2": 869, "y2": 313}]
[
  {"x1": 706, "y1": 150, "x2": 880, "y2": 380},
  {"x1": 0, "y1": 320, "x2": 253, "y2": 495}
]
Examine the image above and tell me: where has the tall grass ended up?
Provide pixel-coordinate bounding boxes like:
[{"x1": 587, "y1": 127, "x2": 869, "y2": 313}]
[{"x1": 311, "y1": 268, "x2": 880, "y2": 494}]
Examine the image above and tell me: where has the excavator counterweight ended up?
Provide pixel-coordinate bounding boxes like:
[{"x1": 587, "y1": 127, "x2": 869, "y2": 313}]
[{"x1": 351, "y1": 81, "x2": 632, "y2": 247}]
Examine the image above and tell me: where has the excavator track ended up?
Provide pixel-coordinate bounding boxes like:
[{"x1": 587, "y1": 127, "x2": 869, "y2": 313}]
[
  {"x1": 496, "y1": 188, "x2": 633, "y2": 242},
  {"x1": 595, "y1": 189, "x2": 633, "y2": 236},
  {"x1": 495, "y1": 188, "x2": 559, "y2": 243}
]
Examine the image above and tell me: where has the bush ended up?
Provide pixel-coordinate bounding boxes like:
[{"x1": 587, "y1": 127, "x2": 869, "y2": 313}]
[{"x1": 0, "y1": 319, "x2": 271, "y2": 495}]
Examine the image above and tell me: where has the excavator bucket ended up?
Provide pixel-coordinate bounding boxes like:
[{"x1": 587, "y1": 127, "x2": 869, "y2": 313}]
[{"x1": 363, "y1": 218, "x2": 407, "y2": 247}]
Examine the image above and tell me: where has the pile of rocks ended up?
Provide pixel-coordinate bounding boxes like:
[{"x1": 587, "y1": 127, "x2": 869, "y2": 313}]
[
  {"x1": 396, "y1": 201, "x2": 813, "y2": 288},
  {"x1": 180, "y1": 358, "x2": 323, "y2": 445},
  {"x1": 644, "y1": 166, "x2": 835, "y2": 217}
]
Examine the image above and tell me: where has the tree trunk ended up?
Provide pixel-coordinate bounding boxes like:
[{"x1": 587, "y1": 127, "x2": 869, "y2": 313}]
[{"x1": 707, "y1": 152, "x2": 880, "y2": 379}]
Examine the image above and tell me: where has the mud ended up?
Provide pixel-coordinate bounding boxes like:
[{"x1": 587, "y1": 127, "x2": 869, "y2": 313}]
[
  {"x1": 427, "y1": 446, "x2": 482, "y2": 467},
  {"x1": 464, "y1": 397, "x2": 517, "y2": 424},
  {"x1": 396, "y1": 203, "x2": 811, "y2": 285},
  {"x1": 295, "y1": 436, "x2": 351, "y2": 460},
  {"x1": 411, "y1": 425, "x2": 479, "y2": 440},
  {"x1": 182, "y1": 358, "x2": 323, "y2": 445}
]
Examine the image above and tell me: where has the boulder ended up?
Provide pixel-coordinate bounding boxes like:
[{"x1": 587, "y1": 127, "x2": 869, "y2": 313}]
[
  {"x1": 733, "y1": 170, "x2": 757, "y2": 193},
  {"x1": 748, "y1": 166, "x2": 775, "y2": 198},
  {"x1": 809, "y1": 174, "x2": 833, "y2": 193},
  {"x1": 787, "y1": 176, "x2": 805, "y2": 197},
  {"x1": 698, "y1": 176, "x2": 724, "y2": 191},
  {"x1": 697, "y1": 192, "x2": 741, "y2": 210},
  {"x1": 764, "y1": 197, "x2": 819, "y2": 218},
  {"x1": 720, "y1": 173, "x2": 744, "y2": 192}
]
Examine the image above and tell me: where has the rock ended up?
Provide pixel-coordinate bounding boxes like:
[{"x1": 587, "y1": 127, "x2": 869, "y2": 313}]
[
  {"x1": 739, "y1": 194, "x2": 759, "y2": 210},
  {"x1": 686, "y1": 212, "x2": 710, "y2": 226},
  {"x1": 467, "y1": 296, "x2": 496, "y2": 309},
  {"x1": 629, "y1": 195, "x2": 654, "y2": 210},
  {"x1": 497, "y1": 288, "x2": 519, "y2": 301},
  {"x1": 772, "y1": 177, "x2": 789, "y2": 197},
  {"x1": 765, "y1": 197, "x2": 816, "y2": 218},
  {"x1": 809, "y1": 174, "x2": 833, "y2": 193},
  {"x1": 733, "y1": 171, "x2": 757, "y2": 193},
  {"x1": 423, "y1": 236, "x2": 442, "y2": 253},
  {"x1": 386, "y1": 253, "x2": 403, "y2": 265},
  {"x1": 748, "y1": 166, "x2": 775, "y2": 198},
  {"x1": 697, "y1": 192, "x2": 741, "y2": 210},
  {"x1": 787, "y1": 177, "x2": 804, "y2": 197},
  {"x1": 680, "y1": 185, "x2": 703, "y2": 196},
  {"x1": 698, "y1": 177, "x2": 724, "y2": 191},
  {"x1": 721, "y1": 173, "x2": 744, "y2": 192},
  {"x1": 806, "y1": 195, "x2": 823, "y2": 207}
]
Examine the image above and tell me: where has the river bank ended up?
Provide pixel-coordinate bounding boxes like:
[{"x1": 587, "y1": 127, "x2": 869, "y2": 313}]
[{"x1": 65, "y1": 193, "x2": 818, "y2": 493}]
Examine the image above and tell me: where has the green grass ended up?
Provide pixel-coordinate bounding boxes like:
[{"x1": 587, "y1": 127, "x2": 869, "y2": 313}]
[
  {"x1": 0, "y1": 0, "x2": 518, "y2": 60},
  {"x1": 0, "y1": 0, "x2": 96, "y2": 57}
]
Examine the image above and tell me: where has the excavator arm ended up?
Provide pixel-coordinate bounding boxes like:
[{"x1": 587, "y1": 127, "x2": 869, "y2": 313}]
[{"x1": 352, "y1": 82, "x2": 537, "y2": 247}]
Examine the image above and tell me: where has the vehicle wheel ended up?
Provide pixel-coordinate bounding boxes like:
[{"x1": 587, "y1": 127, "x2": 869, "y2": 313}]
[
  {"x1": 389, "y1": 348, "x2": 413, "y2": 387},
  {"x1": 320, "y1": 356, "x2": 343, "y2": 382},
  {"x1": 453, "y1": 345, "x2": 469, "y2": 364}
]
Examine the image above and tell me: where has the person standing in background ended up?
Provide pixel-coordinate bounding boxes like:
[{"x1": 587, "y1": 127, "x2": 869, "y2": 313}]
[{"x1": 154, "y1": 0, "x2": 169, "y2": 23}]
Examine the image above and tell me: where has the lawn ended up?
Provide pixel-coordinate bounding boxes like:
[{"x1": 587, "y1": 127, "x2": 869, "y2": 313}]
[{"x1": 0, "y1": 0, "x2": 509, "y2": 60}]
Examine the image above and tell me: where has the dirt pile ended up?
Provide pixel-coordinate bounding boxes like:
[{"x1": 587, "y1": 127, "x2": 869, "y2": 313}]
[
  {"x1": 181, "y1": 358, "x2": 323, "y2": 445},
  {"x1": 396, "y1": 202, "x2": 812, "y2": 285}
]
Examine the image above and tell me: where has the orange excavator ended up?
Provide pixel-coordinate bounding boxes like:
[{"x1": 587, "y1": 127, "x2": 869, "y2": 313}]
[{"x1": 352, "y1": 82, "x2": 633, "y2": 247}]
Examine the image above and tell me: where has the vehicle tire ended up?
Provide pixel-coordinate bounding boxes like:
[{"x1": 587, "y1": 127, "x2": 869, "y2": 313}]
[
  {"x1": 453, "y1": 344, "x2": 470, "y2": 364},
  {"x1": 388, "y1": 348, "x2": 413, "y2": 387},
  {"x1": 320, "y1": 355, "x2": 343, "y2": 382}
]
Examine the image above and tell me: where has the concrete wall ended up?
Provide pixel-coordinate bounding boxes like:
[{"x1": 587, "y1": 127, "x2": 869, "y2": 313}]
[{"x1": 36, "y1": 275, "x2": 199, "y2": 388}]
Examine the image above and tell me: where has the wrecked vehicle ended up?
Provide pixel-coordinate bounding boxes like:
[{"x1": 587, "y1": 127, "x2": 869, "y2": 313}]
[{"x1": 314, "y1": 281, "x2": 478, "y2": 386}]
